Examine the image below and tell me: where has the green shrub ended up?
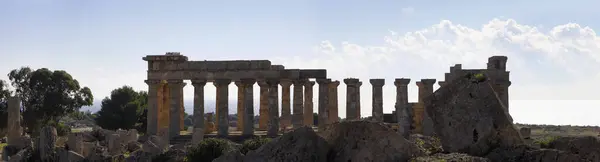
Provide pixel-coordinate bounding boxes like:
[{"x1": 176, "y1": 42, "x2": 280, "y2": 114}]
[
  {"x1": 186, "y1": 138, "x2": 235, "y2": 162},
  {"x1": 46, "y1": 120, "x2": 71, "y2": 136},
  {"x1": 240, "y1": 137, "x2": 272, "y2": 154},
  {"x1": 535, "y1": 136, "x2": 559, "y2": 148}
]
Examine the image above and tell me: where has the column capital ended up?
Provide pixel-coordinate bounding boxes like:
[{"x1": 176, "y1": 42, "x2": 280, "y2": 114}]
[
  {"x1": 280, "y1": 79, "x2": 293, "y2": 87},
  {"x1": 292, "y1": 79, "x2": 306, "y2": 86},
  {"x1": 420, "y1": 79, "x2": 437, "y2": 86},
  {"x1": 191, "y1": 80, "x2": 207, "y2": 86},
  {"x1": 394, "y1": 78, "x2": 411, "y2": 86},
  {"x1": 235, "y1": 81, "x2": 243, "y2": 87},
  {"x1": 358, "y1": 81, "x2": 363, "y2": 87},
  {"x1": 343, "y1": 78, "x2": 359, "y2": 85},
  {"x1": 266, "y1": 79, "x2": 280, "y2": 86},
  {"x1": 213, "y1": 79, "x2": 231, "y2": 86},
  {"x1": 257, "y1": 80, "x2": 268, "y2": 87},
  {"x1": 316, "y1": 78, "x2": 331, "y2": 85},
  {"x1": 240, "y1": 78, "x2": 256, "y2": 85},
  {"x1": 144, "y1": 79, "x2": 162, "y2": 85},
  {"x1": 167, "y1": 80, "x2": 186, "y2": 88},
  {"x1": 329, "y1": 80, "x2": 340, "y2": 87},
  {"x1": 369, "y1": 79, "x2": 385, "y2": 87}
]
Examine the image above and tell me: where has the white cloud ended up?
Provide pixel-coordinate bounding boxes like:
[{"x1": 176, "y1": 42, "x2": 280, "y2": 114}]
[{"x1": 275, "y1": 18, "x2": 600, "y2": 126}]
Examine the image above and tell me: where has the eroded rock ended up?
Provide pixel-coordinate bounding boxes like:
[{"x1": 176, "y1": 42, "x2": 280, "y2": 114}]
[
  {"x1": 485, "y1": 145, "x2": 581, "y2": 162},
  {"x1": 244, "y1": 127, "x2": 329, "y2": 162},
  {"x1": 411, "y1": 153, "x2": 491, "y2": 162},
  {"x1": 319, "y1": 121, "x2": 423, "y2": 161},
  {"x1": 424, "y1": 76, "x2": 522, "y2": 156},
  {"x1": 545, "y1": 136, "x2": 600, "y2": 161}
]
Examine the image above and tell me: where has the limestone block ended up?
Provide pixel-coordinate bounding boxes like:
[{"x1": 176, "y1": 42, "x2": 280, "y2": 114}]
[
  {"x1": 107, "y1": 134, "x2": 123, "y2": 155},
  {"x1": 520, "y1": 127, "x2": 531, "y2": 139},
  {"x1": 81, "y1": 142, "x2": 95, "y2": 157},
  {"x1": 67, "y1": 133, "x2": 84, "y2": 155},
  {"x1": 39, "y1": 126, "x2": 58, "y2": 161},
  {"x1": 192, "y1": 128, "x2": 205, "y2": 145}
]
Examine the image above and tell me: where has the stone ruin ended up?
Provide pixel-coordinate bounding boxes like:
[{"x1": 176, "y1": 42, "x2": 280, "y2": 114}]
[{"x1": 4, "y1": 53, "x2": 598, "y2": 161}]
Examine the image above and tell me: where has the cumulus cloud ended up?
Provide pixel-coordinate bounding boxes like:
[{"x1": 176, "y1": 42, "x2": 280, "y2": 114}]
[{"x1": 275, "y1": 18, "x2": 600, "y2": 125}]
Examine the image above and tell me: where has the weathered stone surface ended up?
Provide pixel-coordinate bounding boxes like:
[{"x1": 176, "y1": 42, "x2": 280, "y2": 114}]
[
  {"x1": 7, "y1": 96, "x2": 21, "y2": 147},
  {"x1": 244, "y1": 127, "x2": 329, "y2": 162},
  {"x1": 192, "y1": 80, "x2": 207, "y2": 135},
  {"x1": 242, "y1": 79, "x2": 256, "y2": 136},
  {"x1": 486, "y1": 145, "x2": 581, "y2": 162},
  {"x1": 146, "y1": 69, "x2": 326, "y2": 80},
  {"x1": 319, "y1": 121, "x2": 423, "y2": 161},
  {"x1": 168, "y1": 80, "x2": 185, "y2": 138},
  {"x1": 58, "y1": 149, "x2": 85, "y2": 162},
  {"x1": 145, "y1": 80, "x2": 161, "y2": 135},
  {"x1": 424, "y1": 76, "x2": 522, "y2": 156},
  {"x1": 39, "y1": 126, "x2": 58, "y2": 160},
  {"x1": 214, "y1": 79, "x2": 231, "y2": 137},
  {"x1": 292, "y1": 79, "x2": 305, "y2": 128},
  {"x1": 409, "y1": 134, "x2": 443, "y2": 155},
  {"x1": 328, "y1": 80, "x2": 339, "y2": 124},
  {"x1": 266, "y1": 79, "x2": 280, "y2": 137},
  {"x1": 418, "y1": 79, "x2": 436, "y2": 136},
  {"x1": 303, "y1": 81, "x2": 315, "y2": 126},
  {"x1": 126, "y1": 150, "x2": 153, "y2": 162},
  {"x1": 68, "y1": 132, "x2": 84, "y2": 155},
  {"x1": 357, "y1": 81, "x2": 362, "y2": 118},
  {"x1": 545, "y1": 136, "x2": 600, "y2": 161},
  {"x1": 395, "y1": 78, "x2": 411, "y2": 138},
  {"x1": 520, "y1": 127, "x2": 531, "y2": 139},
  {"x1": 370, "y1": 79, "x2": 385, "y2": 122},
  {"x1": 280, "y1": 79, "x2": 292, "y2": 130},
  {"x1": 258, "y1": 81, "x2": 270, "y2": 130},
  {"x1": 316, "y1": 79, "x2": 330, "y2": 131},
  {"x1": 235, "y1": 81, "x2": 245, "y2": 131},
  {"x1": 126, "y1": 141, "x2": 142, "y2": 152},
  {"x1": 192, "y1": 128, "x2": 204, "y2": 145},
  {"x1": 343, "y1": 78, "x2": 360, "y2": 120},
  {"x1": 107, "y1": 134, "x2": 123, "y2": 155},
  {"x1": 411, "y1": 153, "x2": 491, "y2": 162}
]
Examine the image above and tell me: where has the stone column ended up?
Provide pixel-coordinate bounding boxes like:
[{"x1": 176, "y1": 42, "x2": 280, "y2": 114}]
[
  {"x1": 317, "y1": 79, "x2": 330, "y2": 131},
  {"x1": 235, "y1": 81, "x2": 245, "y2": 131},
  {"x1": 145, "y1": 80, "x2": 160, "y2": 135},
  {"x1": 344, "y1": 78, "x2": 360, "y2": 120},
  {"x1": 7, "y1": 96, "x2": 21, "y2": 146},
  {"x1": 214, "y1": 79, "x2": 232, "y2": 137},
  {"x1": 180, "y1": 83, "x2": 186, "y2": 131},
  {"x1": 292, "y1": 79, "x2": 305, "y2": 128},
  {"x1": 280, "y1": 79, "x2": 292, "y2": 129},
  {"x1": 418, "y1": 79, "x2": 436, "y2": 136},
  {"x1": 370, "y1": 79, "x2": 385, "y2": 122},
  {"x1": 266, "y1": 79, "x2": 280, "y2": 137},
  {"x1": 394, "y1": 78, "x2": 411, "y2": 138},
  {"x1": 303, "y1": 80, "x2": 315, "y2": 126},
  {"x1": 167, "y1": 80, "x2": 185, "y2": 138},
  {"x1": 241, "y1": 79, "x2": 256, "y2": 136},
  {"x1": 258, "y1": 81, "x2": 270, "y2": 130},
  {"x1": 191, "y1": 80, "x2": 206, "y2": 145},
  {"x1": 357, "y1": 81, "x2": 362, "y2": 118},
  {"x1": 328, "y1": 80, "x2": 340, "y2": 123}
]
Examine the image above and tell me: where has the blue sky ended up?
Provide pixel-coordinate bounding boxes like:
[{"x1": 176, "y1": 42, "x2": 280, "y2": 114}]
[{"x1": 2, "y1": 0, "x2": 600, "y2": 126}]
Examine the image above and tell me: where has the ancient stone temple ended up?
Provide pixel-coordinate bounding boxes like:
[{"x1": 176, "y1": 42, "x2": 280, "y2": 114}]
[
  {"x1": 143, "y1": 52, "x2": 327, "y2": 138},
  {"x1": 143, "y1": 53, "x2": 511, "y2": 145}
]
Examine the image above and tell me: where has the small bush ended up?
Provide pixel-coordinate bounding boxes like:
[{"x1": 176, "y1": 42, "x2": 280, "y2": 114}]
[
  {"x1": 186, "y1": 138, "x2": 235, "y2": 162},
  {"x1": 535, "y1": 136, "x2": 559, "y2": 148},
  {"x1": 240, "y1": 137, "x2": 272, "y2": 154},
  {"x1": 46, "y1": 121, "x2": 71, "y2": 136}
]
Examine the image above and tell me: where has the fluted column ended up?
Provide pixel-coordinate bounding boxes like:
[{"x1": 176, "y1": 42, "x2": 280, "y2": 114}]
[
  {"x1": 258, "y1": 81, "x2": 269, "y2": 130},
  {"x1": 235, "y1": 81, "x2": 245, "y2": 131},
  {"x1": 394, "y1": 78, "x2": 411, "y2": 138},
  {"x1": 357, "y1": 81, "x2": 362, "y2": 118},
  {"x1": 191, "y1": 80, "x2": 206, "y2": 145},
  {"x1": 266, "y1": 79, "x2": 280, "y2": 137},
  {"x1": 145, "y1": 80, "x2": 161, "y2": 135},
  {"x1": 328, "y1": 80, "x2": 340, "y2": 123},
  {"x1": 214, "y1": 79, "x2": 232, "y2": 137},
  {"x1": 292, "y1": 80, "x2": 305, "y2": 128},
  {"x1": 370, "y1": 79, "x2": 385, "y2": 122},
  {"x1": 241, "y1": 79, "x2": 256, "y2": 136},
  {"x1": 316, "y1": 79, "x2": 330, "y2": 131},
  {"x1": 418, "y1": 79, "x2": 436, "y2": 136},
  {"x1": 167, "y1": 80, "x2": 185, "y2": 138},
  {"x1": 280, "y1": 79, "x2": 292, "y2": 129},
  {"x1": 344, "y1": 78, "x2": 360, "y2": 120},
  {"x1": 303, "y1": 80, "x2": 315, "y2": 126},
  {"x1": 180, "y1": 83, "x2": 186, "y2": 131}
]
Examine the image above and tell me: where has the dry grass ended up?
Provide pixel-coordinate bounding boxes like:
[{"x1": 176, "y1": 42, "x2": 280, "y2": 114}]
[{"x1": 515, "y1": 123, "x2": 600, "y2": 145}]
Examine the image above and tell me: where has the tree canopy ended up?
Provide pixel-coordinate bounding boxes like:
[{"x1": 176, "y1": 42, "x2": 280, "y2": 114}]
[
  {"x1": 95, "y1": 85, "x2": 148, "y2": 132},
  {"x1": 0, "y1": 80, "x2": 13, "y2": 129},
  {"x1": 7, "y1": 67, "x2": 93, "y2": 135}
]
